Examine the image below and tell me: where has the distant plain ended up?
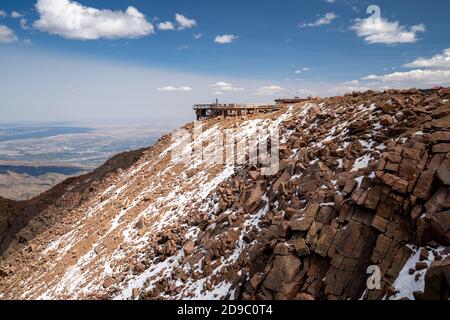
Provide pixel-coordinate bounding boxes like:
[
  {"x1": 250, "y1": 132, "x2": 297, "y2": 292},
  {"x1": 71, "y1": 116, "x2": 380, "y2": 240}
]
[{"x1": 0, "y1": 123, "x2": 178, "y2": 200}]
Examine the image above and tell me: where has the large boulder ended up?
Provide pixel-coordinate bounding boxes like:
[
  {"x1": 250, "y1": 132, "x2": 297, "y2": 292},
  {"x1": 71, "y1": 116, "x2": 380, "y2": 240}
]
[
  {"x1": 263, "y1": 254, "x2": 302, "y2": 299},
  {"x1": 422, "y1": 258, "x2": 450, "y2": 300}
]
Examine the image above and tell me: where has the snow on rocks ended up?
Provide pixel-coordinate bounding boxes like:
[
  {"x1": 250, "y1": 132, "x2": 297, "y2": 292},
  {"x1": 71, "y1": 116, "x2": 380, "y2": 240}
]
[{"x1": 389, "y1": 245, "x2": 450, "y2": 300}]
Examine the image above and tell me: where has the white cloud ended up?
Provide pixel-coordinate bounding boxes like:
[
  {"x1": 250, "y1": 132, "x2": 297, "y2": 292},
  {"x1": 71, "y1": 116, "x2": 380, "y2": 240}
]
[
  {"x1": 209, "y1": 82, "x2": 244, "y2": 94},
  {"x1": 346, "y1": 80, "x2": 360, "y2": 85},
  {"x1": 254, "y1": 85, "x2": 285, "y2": 96},
  {"x1": 193, "y1": 33, "x2": 202, "y2": 40},
  {"x1": 359, "y1": 48, "x2": 450, "y2": 88},
  {"x1": 294, "y1": 67, "x2": 310, "y2": 74},
  {"x1": 20, "y1": 18, "x2": 29, "y2": 30},
  {"x1": 299, "y1": 12, "x2": 337, "y2": 28},
  {"x1": 33, "y1": 0, "x2": 154, "y2": 40},
  {"x1": 175, "y1": 13, "x2": 196, "y2": 30},
  {"x1": 11, "y1": 11, "x2": 24, "y2": 18},
  {"x1": 176, "y1": 44, "x2": 189, "y2": 51},
  {"x1": 158, "y1": 21, "x2": 174, "y2": 31},
  {"x1": 214, "y1": 34, "x2": 238, "y2": 44},
  {"x1": 157, "y1": 86, "x2": 192, "y2": 92},
  {"x1": 324, "y1": 0, "x2": 336, "y2": 3},
  {"x1": 404, "y1": 48, "x2": 450, "y2": 70},
  {"x1": 362, "y1": 70, "x2": 450, "y2": 85},
  {"x1": 0, "y1": 10, "x2": 6, "y2": 18},
  {"x1": 351, "y1": 16, "x2": 425, "y2": 44},
  {"x1": 0, "y1": 25, "x2": 18, "y2": 43}
]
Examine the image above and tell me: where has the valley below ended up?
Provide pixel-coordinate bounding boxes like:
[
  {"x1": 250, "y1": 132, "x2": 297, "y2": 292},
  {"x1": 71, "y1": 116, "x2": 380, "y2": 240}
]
[{"x1": 0, "y1": 123, "x2": 180, "y2": 200}]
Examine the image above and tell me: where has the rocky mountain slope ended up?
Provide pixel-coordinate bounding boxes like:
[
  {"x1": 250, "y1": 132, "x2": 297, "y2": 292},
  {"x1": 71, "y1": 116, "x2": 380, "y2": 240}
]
[{"x1": 0, "y1": 89, "x2": 449, "y2": 300}]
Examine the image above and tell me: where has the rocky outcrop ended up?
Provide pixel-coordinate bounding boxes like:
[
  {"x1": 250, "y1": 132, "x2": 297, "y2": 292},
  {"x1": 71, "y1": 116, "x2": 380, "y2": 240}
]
[{"x1": 219, "y1": 89, "x2": 450, "y2": 300}]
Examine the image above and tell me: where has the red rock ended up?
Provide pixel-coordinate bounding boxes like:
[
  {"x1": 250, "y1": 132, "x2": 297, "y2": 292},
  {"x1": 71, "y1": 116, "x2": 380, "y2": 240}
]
[
  {"x1": 250, "y1": 273, "x2": 265, "y2": 290},
  {"x1": 103, "y1": 277, "x2": 113, "y2": 288},
  {"x1": 380, "y1": 173, "x2": 409, "y2": 193},
  {"x1": 410, "y1": 205, "x2": 423, "y2": 221},
  {"x1": 428, "y1": 131, "x2": 450, "y2": 142},
  {"x1": 427, "y1": 153, "x2": 447, "y2": 171},
  {"x1": 348, "y1": 120, "x2": 368, "y2": 133},
  {"x1": 437, "y1": 158, "x2": 450, "y2": 185},
  {"x1": 430, "y1": 211, "x2": 450, "y2": 245},
  {"x1": 343, "y1": 178, "x2": 357, "y2": 194},
  {"x1": 289, "y1": 204, "x2": 320, "y2": 231},
  {"x1": 433, "y1": 143, "x2": 450, "y2": 153},
  {"x1": 381, "y1": 104, "x2": 398, "y2": 113},
  {"x1": 248, "y1": 170, "x2": 260, "y2": 181},
  {"x1": 351, "y1": 188, "x2": 368, "y2": 206},
  {"x1": 364, "y1": 186, "x2": 382, "y2": 209},
  {"x1": 296, "y1": 293, "x2": 315, "y2": 300},
  {"x1": 246, "y1": 181, "x2": 266, "y2": 208},
  {"x1": 415, "y1": 273, "x2": 422, "y2": 282},
  {"x1": 419, "y1": 248, "x2": 429, "y2": 261},
  {"x1": 413, "y1": 170, "x2": 436, "y2": 200},
  {"x1": 316, "y1": 206, "x2": 336, "y2": 225},
  {"x1": 315, "y1": 225, "x2": 337, "y2": 258},
  {"x1": 337, "y1": 221, "x2": 364, "y2": 257},
  {"x1": 183, "y1": 241, "x2": 195, "y2": 256},
  {"x1": 385, "y1": 161, "x2": 400, "y2": 173},
  {"x1": 17, "y1": 229, "x2": 34, "y2": 243},
  {"x1": 263, "y1": 255, "x2": 301, "y2": 293},
  {"x1": 379, "y1": 115, "x2": 395, "y2": 126},
  {"x1": 288, "y1": 239, "x2": 310, "y2": 256},
  {"x1": 269, "y1": 170, "x2": 291, "y2": 199},
  {"x1": 132, "y1": 288, "x2": 140, "y2": 299},
  {"x1": 0, "y1": 267, "x2": 9, "y2": 278},
  {"x1": 402, "y1": 148, "x2": 423, "y2": 161},
  {"x1": 306, "y1": 221, "x2": 322, "y2": 245},
  {"x1": 274, "y1": 243, "x2": 291, "y2": 255},
  {"x1": 425, "y1": 186, "x2": 450, "y2": 215},
  {"x1": 279, "y1": 160, "x2": 296, "y2": 173},
  {"x1": 415, "y1": 261, "x2": 428, "y2": 271},
  {"x1": 371, "y1": 215, "x2": 389, "y2": 233},
  {"x1": 422, "y1": 259, "x2": 450, "y2": 300},
  {"x1": 284, "y1": 207, "x2": 301, "y2": 220},
  {"x1": 386, "y1": 153, "x2": 402, "y2": 164},
  {"x1": 432, "y1": 114, "x2": 450, "y2": 129},
  {"x1": 376, "y1": 202, "x2": 393, "y2": 220}
]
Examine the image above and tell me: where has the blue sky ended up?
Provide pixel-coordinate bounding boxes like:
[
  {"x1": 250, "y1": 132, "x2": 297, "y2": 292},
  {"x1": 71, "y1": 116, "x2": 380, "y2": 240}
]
[{"x1": 1, "y1": 0, "x2": 449, "y2": 122}]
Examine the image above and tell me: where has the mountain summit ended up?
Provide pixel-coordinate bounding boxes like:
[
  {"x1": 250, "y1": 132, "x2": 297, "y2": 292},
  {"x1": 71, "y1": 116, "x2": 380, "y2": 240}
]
[{"x1": 1, "y1": 88, "x2": 449, "y2": 300}]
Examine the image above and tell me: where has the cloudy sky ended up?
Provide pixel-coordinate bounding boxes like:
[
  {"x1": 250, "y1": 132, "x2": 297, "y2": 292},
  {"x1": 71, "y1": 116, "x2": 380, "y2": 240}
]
[{"x1": 0, "y1": 0, "x2": 449, "y2": 123}]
